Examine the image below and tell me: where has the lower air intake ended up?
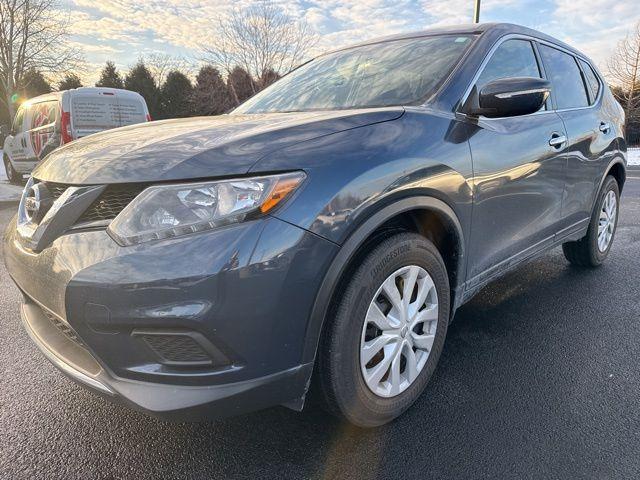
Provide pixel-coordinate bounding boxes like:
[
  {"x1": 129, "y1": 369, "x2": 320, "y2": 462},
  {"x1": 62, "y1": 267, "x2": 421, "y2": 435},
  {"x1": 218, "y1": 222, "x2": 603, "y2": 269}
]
[
  {"x1": 44, "y1": 310, "x2": 86, "y2": 348},
  {"x1": 141, "y1": 333, "x2": 213, "y2": 366}
]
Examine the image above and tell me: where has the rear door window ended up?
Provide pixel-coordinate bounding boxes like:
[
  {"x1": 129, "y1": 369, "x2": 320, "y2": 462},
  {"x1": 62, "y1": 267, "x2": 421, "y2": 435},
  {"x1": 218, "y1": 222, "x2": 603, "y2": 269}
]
[
  {"x1": 477, "y1": 39, "x2": 541, "y2": 88},
  {"x1": 114, "y1": 97, "x2": 146, "y2": 127},
  {"x1": 578, "y1": 59, "x2": 601, "y2": 104},
  {"x1": 71, "y1": 95, "x2": 120, "y2": 135},
  {"x1": 71, "y1": 94, "x2": 145, "y2": 137},
  {"x1": 538, "y1": 45, "x2": 589, "y2": 110}
]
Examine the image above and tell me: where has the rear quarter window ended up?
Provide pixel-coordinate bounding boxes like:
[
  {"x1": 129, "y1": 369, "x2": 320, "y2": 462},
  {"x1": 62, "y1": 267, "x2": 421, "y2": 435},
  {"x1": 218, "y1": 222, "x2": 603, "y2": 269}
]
[{"x1": 578, "y1": 59, "x2": 601, "y2": 104}]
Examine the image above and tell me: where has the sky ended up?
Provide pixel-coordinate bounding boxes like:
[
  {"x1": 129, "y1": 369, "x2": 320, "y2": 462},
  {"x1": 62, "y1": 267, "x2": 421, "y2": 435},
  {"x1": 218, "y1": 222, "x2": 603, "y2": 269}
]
[{"x1": 60, "y1": 0, "x2": 640, "y2": 84}]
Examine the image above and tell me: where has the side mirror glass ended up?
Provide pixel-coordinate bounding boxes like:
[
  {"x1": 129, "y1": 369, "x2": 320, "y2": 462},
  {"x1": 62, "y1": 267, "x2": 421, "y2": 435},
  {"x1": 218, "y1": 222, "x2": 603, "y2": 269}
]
[{"x1": 464, "y1": 77, "x2": 551, "y2": 118}]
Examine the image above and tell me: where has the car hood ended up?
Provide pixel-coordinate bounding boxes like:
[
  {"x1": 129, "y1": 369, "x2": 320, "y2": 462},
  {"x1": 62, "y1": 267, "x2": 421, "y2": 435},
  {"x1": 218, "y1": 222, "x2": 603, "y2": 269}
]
[{"x1": 33, "y1": 108, "x2": 404, "y2": 184}]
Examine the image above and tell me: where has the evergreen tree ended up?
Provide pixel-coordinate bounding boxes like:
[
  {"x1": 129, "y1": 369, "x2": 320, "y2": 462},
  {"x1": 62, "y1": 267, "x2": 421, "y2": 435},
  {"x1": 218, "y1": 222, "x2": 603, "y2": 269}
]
[
  {"x1": 58, "y1": 73, "x2": 83, "y2": 91},
  {"x1": 160, "y1": 70, "x2": 193, "y2": 119},
  {"x1": 124, "y1": 61, "x2": 160, "y2": 118},
  {"x1": 191, "y1": 65, "x2": 232, "y2": 116},
  {"x1": 19, "y1": 68, "x2": 52, "y2": 99},
  {"x1": 96, "y1": 61, "x2": 124, "y2": 89},
  {"x1": 227, "y1": 66, "x2": 256, "y2": 105}
]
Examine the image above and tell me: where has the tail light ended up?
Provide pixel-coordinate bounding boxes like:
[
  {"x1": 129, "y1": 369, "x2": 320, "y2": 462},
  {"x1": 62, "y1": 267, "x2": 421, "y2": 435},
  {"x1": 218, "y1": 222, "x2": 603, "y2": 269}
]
[
  {"x1": 60, "y1": 111, "x2": 72, "y2": 144},
  {"x1": 145, "y1": 113, "x2": 152, "y2": 122}
]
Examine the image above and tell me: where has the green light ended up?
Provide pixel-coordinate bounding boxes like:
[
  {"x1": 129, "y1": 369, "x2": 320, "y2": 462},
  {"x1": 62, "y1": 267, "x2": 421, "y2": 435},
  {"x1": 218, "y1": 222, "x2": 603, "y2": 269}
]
[{"x1": 10, "y1": 93, "x2": 19, "y2": 103}]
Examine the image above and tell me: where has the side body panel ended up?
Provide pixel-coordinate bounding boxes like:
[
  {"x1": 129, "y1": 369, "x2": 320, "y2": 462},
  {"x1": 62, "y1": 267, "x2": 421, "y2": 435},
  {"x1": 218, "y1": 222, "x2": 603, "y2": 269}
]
[
  {"x1": 464, "y1": 113, "x2": 568, "y2": 283},
  {"x1": 26, "y1": 98, "x2": 61, "y2": 161},
  {"x1": 558, "y1": 89, "x2": 625, "y2": 227}
]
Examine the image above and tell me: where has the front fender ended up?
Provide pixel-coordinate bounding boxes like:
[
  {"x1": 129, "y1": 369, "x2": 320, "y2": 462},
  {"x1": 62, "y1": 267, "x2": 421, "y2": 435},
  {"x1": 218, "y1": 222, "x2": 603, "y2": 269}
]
[
  {"x1": 251, "y1": 108, "x2": 475, "y2": 369},
  {"x1": 299, "y1": 195, "x2": 466, "y2": 366},
  {"x1": 253, "y1": 108, "x2": 475, "y2": 245}
]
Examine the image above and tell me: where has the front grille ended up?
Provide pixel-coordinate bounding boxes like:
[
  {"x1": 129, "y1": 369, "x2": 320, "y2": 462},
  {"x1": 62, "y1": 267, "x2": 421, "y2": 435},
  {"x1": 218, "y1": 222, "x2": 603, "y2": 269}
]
[
  {"x1": 77, "y1": 185, "x2": 146, "y2": 223},
  {"x1": 43, "y1": 310, "x2": 86, "y2": 348},
  {"x1": 141, "y1": 334, "x2": 212, "y2": 365},
  {"x1": 41, "y1": 181, "x2": 145, "y2": 225},
  {"x1": 46, "y1": 182, "x2": 68, "y2": 200}
]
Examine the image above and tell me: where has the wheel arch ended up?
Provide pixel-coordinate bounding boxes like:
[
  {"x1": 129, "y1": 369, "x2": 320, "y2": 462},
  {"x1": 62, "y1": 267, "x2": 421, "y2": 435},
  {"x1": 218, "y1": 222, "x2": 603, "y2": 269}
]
[
  {"x1": 301, "y1": 196, "x2": 465, "y2": 365},
  {"x1": 606, "y1": 159, "x2": 626, "y2": 194}
]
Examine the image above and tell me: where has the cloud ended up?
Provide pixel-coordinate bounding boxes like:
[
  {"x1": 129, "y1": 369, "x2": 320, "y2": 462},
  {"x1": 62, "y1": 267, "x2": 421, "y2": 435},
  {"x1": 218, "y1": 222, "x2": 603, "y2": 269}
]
[
  {"x1": 63, "y1": 0, "x2": 640, "y2": 82},
  {"x1": 545, "y1": 0, "x2": 640, "y2": 70}
]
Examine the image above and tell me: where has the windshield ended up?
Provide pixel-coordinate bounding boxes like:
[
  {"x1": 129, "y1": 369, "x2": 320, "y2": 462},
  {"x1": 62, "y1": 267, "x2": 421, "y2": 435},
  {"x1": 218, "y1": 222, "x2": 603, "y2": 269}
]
[{"x1": 234, "y1": 34, "x2": 474, "y2": 114}]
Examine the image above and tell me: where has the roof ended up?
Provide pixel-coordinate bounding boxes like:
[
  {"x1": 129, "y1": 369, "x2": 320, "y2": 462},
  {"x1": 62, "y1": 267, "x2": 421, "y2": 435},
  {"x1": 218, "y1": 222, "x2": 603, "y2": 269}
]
[
  {"x1": 326, "y1": 23, "x2": 585, "y2": 59},
  {"x1": 23, "y1": 87, "x2": 145, "y2": 105}
]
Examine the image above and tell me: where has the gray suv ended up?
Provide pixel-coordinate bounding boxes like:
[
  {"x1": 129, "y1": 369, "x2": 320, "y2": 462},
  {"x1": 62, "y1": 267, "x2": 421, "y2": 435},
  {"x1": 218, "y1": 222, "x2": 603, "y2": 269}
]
[{"x1": 4, "y1": 23, "x2": 626, "y2": 427}]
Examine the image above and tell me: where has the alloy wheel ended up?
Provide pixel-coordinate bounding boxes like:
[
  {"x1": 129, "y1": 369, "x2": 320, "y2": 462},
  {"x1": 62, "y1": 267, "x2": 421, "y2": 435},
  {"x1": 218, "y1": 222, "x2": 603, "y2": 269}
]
[
  {"x1": 597, "y1": 190, "x2": 617, "y2": 252},
  {"x1": 360, "y1": 265, "x2": 439, "y2": 398}
]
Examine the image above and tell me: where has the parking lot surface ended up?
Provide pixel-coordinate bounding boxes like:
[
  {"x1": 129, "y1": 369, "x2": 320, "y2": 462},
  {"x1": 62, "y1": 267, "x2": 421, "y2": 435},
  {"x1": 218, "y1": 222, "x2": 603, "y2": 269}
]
[{"x1": 1, "y1": 173, "x2": 639, "y2": 479}]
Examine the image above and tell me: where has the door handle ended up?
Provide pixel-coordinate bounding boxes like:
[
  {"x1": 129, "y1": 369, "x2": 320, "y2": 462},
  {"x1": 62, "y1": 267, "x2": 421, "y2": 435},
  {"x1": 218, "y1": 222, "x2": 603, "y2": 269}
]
[
  {"x1": 548, "y1": 133, "x2": 567, "y2": 148},
  {"x1": 599, "y1": 122, "x2": 611, "y2": 134}
]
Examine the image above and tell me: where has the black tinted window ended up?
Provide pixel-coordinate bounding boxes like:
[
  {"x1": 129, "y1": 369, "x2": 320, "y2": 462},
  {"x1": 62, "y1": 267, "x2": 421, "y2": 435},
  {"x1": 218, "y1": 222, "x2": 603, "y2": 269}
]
[
  {"x1": 477, "y1": 40, "x2": 541, "y2": 88},
  {"x1": 539, "y1": 45, "x2": 589, "y2": 109},
  {"x1": 578, "y1": 59, "x2": 600, "y2": 104}
]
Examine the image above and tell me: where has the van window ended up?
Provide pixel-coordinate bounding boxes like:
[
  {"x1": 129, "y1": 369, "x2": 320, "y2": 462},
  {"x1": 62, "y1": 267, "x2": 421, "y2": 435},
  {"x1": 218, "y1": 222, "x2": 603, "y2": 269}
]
[
  {"x1": 71, "y1": 95, "x2": 145, "y2": 136},
  {"x1": 31, "y1": 101, "x2": 58, "y2": 130},
  {"x1": 539, "y1": 45, "x2": 589, "y2": 110},
  {"x1": 72, "y1": 96, "x2": 119, "y2": 134},
  {"x1": 12, "y1": 106, "x2": 25, "y2": 133},
  {"x1": 114, "y1": 97, "x2": 146, "y2": 126}
]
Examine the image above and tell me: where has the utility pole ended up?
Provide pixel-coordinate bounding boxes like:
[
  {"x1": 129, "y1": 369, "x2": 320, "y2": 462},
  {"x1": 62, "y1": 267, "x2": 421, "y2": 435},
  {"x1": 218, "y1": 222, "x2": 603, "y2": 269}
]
[{"x1": 474, "y1": 0, "x2": 481, "y2": 23}]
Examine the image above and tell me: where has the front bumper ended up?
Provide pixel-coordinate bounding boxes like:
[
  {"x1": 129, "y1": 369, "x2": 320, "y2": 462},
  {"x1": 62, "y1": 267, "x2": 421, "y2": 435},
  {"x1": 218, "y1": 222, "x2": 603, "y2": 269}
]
[
  {"x1": 4, "y1": 215, "x2": 337, "y2": 419},
  {"x1": 11, "y1": 159, "x2": 38, "y2": 173}
]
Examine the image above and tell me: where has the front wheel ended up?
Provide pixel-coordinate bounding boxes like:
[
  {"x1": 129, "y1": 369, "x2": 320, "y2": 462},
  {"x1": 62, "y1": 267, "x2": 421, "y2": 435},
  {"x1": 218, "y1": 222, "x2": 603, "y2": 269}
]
[
  {"x1": 562, "y1": 175, "x2": 620, "y2": 267},
  {"x1": 3, "y1": 155, "x2": 21, "y2": 185},
  {"x1": 316, "y1": 232, "x2": 450, "y2": 427}
]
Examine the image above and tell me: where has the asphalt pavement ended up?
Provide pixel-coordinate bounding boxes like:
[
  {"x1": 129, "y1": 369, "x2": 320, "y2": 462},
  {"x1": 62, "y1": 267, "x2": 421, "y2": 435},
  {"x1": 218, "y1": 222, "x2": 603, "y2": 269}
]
[{"x1": 1, "y1": 174, "x2": 639, "y2": 479}]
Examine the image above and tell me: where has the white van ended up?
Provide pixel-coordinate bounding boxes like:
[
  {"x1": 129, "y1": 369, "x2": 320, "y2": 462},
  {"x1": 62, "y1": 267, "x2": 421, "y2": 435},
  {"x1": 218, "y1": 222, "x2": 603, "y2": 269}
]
[{"x1": 2, "y1": 87, "x2": 150, "y2": 184}]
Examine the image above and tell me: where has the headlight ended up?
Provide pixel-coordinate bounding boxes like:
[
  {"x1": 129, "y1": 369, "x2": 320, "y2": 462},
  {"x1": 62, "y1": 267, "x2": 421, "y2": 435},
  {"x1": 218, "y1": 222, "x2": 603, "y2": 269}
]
[{"x1": 107, "y1": 172, "x2": 306, "y2": 245}]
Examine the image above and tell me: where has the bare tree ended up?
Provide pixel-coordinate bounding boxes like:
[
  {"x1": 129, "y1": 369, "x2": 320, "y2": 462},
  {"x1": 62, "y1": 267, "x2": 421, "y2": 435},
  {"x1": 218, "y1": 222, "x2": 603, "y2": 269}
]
[
  {"x1": 0, "y1": 0, "x2": 82, "y2": 116},
  {"x1": 145, "y1": 53, "x2": 194, "y2": 87},
  {"x1": 608, "y1": 21, "x2": 640, "y2": 125},
  {"x1": 202, "y1": 0, "x2": 317, "y2": 93}
]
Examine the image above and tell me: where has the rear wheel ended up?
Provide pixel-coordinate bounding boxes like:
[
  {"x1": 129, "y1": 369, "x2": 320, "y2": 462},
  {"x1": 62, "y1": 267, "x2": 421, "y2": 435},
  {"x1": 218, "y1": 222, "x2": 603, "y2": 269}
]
[
  {"x1": 3, "y1": 155, "x2": 21, "y2": 185},
  {"x1": 316, "y1": 232, "x2": 450, "y2": 427},
  {"x1": 562, "y1": 175, "x2": 619, "y2": 267}
]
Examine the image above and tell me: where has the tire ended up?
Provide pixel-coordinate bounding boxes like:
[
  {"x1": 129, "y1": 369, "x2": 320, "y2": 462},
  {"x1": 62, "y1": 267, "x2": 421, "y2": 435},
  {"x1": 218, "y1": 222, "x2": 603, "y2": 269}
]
[
  {"x1": 3, "y1": 155, "x2": 21, "y2": 185},
  {"x1": 316, "y1": 232, "x2": 450, "y2": 427},
  {"x1": 562, "y1": 175, "x2": 620, "y2": 267}
]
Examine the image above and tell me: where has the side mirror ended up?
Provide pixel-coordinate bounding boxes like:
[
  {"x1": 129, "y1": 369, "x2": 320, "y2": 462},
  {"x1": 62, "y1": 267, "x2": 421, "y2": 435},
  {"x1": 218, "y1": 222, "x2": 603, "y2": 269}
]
[{"x1": 464, "y1": 77, "x2": 551, "y2": 118}]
